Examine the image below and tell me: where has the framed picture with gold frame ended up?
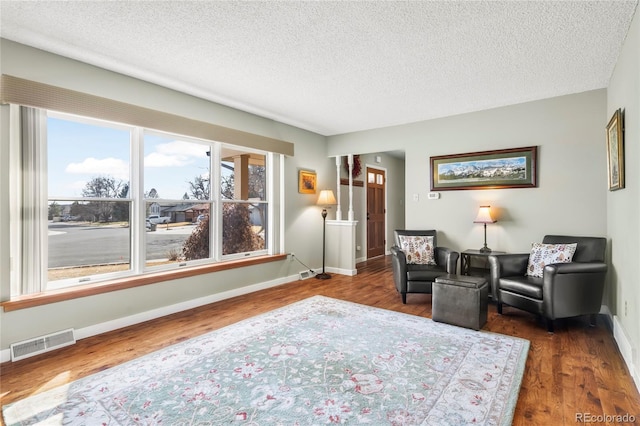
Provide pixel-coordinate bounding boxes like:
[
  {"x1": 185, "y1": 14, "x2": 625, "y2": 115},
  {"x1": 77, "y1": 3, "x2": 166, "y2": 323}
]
[
  {"x1": 606, "y1": 108, "x2": 625, "y2": 191},
  {"x1": 298, "y1": 170, "x2": 317, "y2": 194}
]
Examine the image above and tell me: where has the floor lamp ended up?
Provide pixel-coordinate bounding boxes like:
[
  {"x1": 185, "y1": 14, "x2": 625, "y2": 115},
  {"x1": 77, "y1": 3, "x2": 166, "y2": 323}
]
[
  {"x1": 473, "y1": 205, "x2": 496, "y2": 253},
  {"x1": 316, "y1": 189, "x2": 337, "y2": 280}
]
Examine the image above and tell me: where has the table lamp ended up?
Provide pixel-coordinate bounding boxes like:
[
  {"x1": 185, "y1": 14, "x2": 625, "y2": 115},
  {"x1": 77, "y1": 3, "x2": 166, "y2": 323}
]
[{"x1": 474, "y1": 205, "x2": 496, "y2": 253}]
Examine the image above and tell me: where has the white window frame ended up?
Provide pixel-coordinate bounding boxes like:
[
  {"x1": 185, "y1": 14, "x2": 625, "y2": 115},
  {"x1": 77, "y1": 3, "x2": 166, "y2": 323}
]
[
  {"x1": 11, "y1": 108, "x2": 277, "y2": 296},
  {"x1": 141, "y1": 129, "x2": 217, "y2": 271},
  {"x1": 219, "y1": 144, "x2": 271, "y2": 261},
  {"x1": 45, "y1": 111, "x2": 137, "y2": 290}
]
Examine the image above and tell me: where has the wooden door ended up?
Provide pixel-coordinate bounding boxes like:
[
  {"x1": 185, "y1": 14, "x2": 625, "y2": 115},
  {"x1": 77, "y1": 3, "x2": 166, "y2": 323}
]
[{"x1": 367, "y1": 167, "x2": 386, "y2": 258}]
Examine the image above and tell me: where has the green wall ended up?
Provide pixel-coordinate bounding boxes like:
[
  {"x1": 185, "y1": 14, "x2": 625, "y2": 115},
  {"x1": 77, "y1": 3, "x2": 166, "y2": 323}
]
[{"x1": 607, "y1": 9, "x2": 640, "y2": 389}]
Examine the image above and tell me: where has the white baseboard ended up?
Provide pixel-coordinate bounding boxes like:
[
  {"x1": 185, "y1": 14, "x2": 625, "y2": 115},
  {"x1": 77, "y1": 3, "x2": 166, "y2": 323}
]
[
  {"x1": 355, "y1": 252, "x2": 388, "y2": 264},
  {"x1": 613, "y1": 315, "x2": 640, "y2": 393},
  {"x1": 326, "y1": 266, "x2": 357, "y2": 276},
  {"x1": 0, "y1": 273, "x2": 300, "y2": 363}
]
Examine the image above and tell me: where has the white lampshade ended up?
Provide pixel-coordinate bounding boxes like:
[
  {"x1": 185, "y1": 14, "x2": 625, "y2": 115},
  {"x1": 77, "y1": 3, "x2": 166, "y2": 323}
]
[
  {"x1": 317, "y1": 189, "x2": 337, "y2": 206},
  {"x1": 473, "y1": 206, "x2": 496, "y2": 224}
]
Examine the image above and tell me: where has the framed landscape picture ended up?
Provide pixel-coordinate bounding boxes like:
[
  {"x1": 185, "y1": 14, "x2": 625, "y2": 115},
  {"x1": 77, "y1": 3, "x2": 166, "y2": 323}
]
[
  {"x1": 298, "y1": 169, "x2": 317, "y2": 194},
  {"x1": 430, "y1": 146, "x2": 538, "y2": 191},
  {"x1": 606, "y1": 109, "x2": 624, "y2": 191}
]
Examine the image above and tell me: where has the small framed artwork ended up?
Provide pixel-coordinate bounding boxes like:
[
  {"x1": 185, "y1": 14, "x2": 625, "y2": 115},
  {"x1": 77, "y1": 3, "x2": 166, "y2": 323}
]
[
  {"x1": 606, "y1": 108, "x2": 624, "y2": 191},
  {"x1": 298, "y1": 170, "x2": 317, "y2": 194},
  {"x1": 430, "y1": 146, "x2": 538, "y2": 191}
]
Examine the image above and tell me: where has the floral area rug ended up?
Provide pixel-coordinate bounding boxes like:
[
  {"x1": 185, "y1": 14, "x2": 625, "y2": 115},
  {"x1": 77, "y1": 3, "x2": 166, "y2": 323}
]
[{"x1": 3, "y1": 296, "x2": 529, "y2": 425}]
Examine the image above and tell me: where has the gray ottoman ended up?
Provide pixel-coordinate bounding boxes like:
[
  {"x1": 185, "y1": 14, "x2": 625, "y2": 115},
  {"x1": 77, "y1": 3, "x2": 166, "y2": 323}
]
[{"x1": 433, "y1": 274, "x2": 488, "y2": 330}]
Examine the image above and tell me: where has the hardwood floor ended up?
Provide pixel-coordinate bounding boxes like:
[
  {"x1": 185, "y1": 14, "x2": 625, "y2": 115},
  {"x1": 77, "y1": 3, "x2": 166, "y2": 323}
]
[{"x1": 1, "y1": 255, "x2": 639, "y2": 424}]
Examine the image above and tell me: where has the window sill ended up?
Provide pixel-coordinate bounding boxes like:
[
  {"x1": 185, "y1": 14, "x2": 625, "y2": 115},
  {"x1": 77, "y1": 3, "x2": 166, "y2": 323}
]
[{"x1": 1, "y1": 254, "x2": 287, "y2": 312}]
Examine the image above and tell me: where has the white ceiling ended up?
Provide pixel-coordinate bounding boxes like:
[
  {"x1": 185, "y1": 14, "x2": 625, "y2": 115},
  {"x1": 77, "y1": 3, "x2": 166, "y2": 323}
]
[{"x1": 1, "y1": 1, "x2": 637, "y2": 136}]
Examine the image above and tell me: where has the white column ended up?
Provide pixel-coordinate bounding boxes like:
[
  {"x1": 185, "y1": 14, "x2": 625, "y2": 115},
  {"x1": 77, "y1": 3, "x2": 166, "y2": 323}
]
[
  {"x1": 335, "y1": 156, "x2": 342, "y2": 220},
  {"x1": 347, "y1": 154, "x2": 355, "y2": 221}
]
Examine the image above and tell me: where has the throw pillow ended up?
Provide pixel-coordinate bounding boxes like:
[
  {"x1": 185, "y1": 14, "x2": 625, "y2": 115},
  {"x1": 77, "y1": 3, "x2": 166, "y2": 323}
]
[
  {"x1": 526, "y1": 242, "x2": 577, "y2": 278},
  {"x1": 398, "y1": 235, "x2": 436, "y2": 265}
]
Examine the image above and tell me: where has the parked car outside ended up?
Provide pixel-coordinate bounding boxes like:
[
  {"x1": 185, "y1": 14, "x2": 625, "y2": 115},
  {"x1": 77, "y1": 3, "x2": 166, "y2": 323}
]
[{"x1": 147, "y1": 214, "x2": 170, "y2": 224}]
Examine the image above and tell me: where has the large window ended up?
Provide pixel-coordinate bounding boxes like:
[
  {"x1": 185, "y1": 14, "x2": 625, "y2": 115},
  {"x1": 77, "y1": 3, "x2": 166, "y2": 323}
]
[
  {"x1": 47, "y1": 115, "x2": 133, "y2": 286},
  {"x1": 15, "y1": 109, "x2": 274, "y2": 294}
]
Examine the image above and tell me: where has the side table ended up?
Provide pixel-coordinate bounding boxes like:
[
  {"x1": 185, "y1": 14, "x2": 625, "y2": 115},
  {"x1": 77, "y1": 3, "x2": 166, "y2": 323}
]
[
  {"x1": 461, "y1": 249, "x2": 506, "y2": 276},
  {"x1": 461, "y1": 249, "x2": 506, "y2": 301}
]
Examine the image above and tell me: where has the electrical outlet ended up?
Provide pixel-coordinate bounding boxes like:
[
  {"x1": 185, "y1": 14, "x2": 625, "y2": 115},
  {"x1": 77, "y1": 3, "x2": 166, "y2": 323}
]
[{"x1": 290, "y1": 252, "x2": 295, "y2": 258}]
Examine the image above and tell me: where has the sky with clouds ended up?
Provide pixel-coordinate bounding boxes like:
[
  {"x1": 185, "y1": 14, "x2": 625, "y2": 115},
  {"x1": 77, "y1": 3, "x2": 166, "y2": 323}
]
[{"x1": 48, "y1": 116, "x2": 212, "y2": 200}]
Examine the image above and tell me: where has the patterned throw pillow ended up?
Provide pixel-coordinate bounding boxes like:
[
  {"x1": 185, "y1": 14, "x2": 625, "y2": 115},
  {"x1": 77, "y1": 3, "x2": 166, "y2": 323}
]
[
  {"x1": 526, "y1": 242, "x2": 577, "y2": 278},
  {"x1": 398, "y1": 235, "x2": 436, "y2": 265}
]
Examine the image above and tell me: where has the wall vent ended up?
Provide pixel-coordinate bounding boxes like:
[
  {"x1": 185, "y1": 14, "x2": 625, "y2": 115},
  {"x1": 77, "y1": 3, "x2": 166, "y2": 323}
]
[
  {"x1": 299, "y1": 270, "x2": 314, "y2": 280},
  {"x1": 10, "y1": 329, "x2": 76, "y2": 362}
]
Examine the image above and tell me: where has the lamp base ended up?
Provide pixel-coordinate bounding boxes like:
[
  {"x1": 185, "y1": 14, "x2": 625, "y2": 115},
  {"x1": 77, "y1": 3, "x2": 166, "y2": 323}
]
[
  {"x1": 315, "y1": 272, "x2": 332, "y2": 280},
  {"x1": 479, "y1": 247, "x2": 492, "y2": 253}
]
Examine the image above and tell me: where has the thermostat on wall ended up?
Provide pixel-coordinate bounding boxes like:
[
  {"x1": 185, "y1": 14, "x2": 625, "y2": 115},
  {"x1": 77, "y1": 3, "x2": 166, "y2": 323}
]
[{"x1": 427, "y1": 192, "x2": 440, "y2": 200}]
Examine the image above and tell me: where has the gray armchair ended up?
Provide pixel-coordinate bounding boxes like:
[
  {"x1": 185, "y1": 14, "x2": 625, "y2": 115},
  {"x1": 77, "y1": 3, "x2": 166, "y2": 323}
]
[
  {"x1": 390, "y1": 230, "x2": 459, "y2": 304},
  {"x1": 488, "y1": 235, "x2": 607, "y2": 332}
]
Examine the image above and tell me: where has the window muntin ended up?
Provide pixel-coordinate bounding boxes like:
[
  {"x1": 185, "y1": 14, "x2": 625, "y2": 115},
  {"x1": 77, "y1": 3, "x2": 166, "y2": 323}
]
[{"x1": 18, "y1": 110, "x2": 275, "y2": 294}]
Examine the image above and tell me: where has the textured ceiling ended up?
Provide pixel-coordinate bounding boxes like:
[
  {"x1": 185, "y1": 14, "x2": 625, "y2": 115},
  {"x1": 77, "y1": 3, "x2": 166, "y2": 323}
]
[{"x1": 1, "y1": 1, "x2": 637, "y2": 136}]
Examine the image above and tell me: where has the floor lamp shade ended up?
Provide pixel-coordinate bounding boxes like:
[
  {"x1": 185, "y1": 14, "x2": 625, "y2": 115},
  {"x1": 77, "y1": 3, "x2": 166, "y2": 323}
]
[
  {"x1": 473, "y1": 205, "x2": 496, "y2": 253},
  {"x1": 317, "y1": 189, "x2": 337, "y2": 207},
  {"x1": 316, "y1": 189, "x2": 337, "y2": 279}
]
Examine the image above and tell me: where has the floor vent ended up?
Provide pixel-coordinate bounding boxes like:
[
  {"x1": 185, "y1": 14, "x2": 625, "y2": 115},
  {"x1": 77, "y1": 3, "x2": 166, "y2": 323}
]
[
  {"x1": 10, "y1": 329, "x2": 76, "y2": 362},
  {"x1": 299, "y1": 270, "x2": 314, "y2": 280}
]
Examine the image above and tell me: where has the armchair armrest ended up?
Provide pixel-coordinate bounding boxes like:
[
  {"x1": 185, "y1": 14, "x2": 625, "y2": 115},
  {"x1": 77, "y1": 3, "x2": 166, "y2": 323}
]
[
  {"x1": 544, "y1": 262, "x2": 608, "y2": 275},
  {"x1": 390, "y1": 245, "x2": 407, "y2": 266},
  {"x1": 390, "y1": 245, "x2": 408, "y2": 293},
  {"x1": 489, "y1": 253, "x2": 530, "y2": 277},
  {"x1": 488, "y1": 253, "x2": 530, "y2": 300},
  {"x1": 435, "y1": 247, "x2": 459, "y2": 274},
  {"x1": 542, "y1": 262, "x2": 608, "y2": 319}
]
